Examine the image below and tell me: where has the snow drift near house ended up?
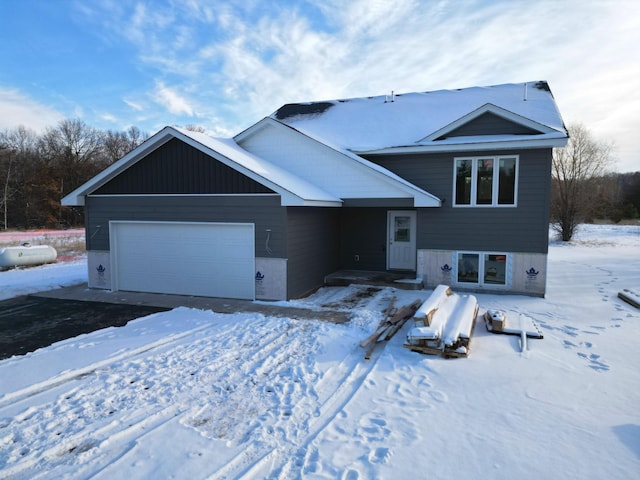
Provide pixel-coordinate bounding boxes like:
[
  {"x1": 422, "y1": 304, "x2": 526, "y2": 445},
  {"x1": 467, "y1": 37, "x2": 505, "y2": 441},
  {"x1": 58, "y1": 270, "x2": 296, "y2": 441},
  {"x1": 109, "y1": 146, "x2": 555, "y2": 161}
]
[{"x1": 0, "y1": 225, "x2": 639, "y2": 479}]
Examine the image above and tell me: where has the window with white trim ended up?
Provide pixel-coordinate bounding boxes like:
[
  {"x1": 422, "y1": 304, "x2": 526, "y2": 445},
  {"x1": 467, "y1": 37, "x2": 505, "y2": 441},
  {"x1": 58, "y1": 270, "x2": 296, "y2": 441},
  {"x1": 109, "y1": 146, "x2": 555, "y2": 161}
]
[
  {"x1": 453, "y1": 156, "x2": 518, "y2": 206},
  {"x1": 456, "y1": 252, "x2": 509, "y2": 286}
]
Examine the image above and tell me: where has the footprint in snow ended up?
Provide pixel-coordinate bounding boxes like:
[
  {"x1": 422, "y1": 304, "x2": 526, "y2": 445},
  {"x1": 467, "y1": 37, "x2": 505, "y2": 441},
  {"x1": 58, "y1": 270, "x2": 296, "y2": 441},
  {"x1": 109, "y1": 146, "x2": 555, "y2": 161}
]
[
  {"x1": 368, "y1": 447, "x2": 391, "y2": 464},
  {"x1": 577, "y1": 352, "x2": 610, "y2": 372},
  {"x1": 342, "y1": 469, "x2": 360, "y2": 480},
  {"x1": 429, "y1": 390, "x2": 448, "y2": 403}
]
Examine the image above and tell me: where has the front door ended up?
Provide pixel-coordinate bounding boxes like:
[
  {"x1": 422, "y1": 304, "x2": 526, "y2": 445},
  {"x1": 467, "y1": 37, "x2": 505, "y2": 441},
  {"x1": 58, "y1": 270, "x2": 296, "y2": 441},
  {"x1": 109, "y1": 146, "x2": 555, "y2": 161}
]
[{"x1": 387, "y1": 211, "x2": 417, "y2": 270}]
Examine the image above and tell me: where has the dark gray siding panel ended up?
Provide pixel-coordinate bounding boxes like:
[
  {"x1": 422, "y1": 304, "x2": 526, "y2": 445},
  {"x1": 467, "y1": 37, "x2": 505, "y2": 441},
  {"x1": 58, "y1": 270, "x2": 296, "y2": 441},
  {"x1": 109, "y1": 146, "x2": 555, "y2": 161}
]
[
  {"x1": 85, "y1": 195, "x2": 286, "y2": 257},
  {"x1": 286, "y1": 207, "x2": 340, "y2": 298},
  {"x1": 366, "y1": 149, "x2": 552, "y2": 253},
  {"x1": 95, "y1": 138, "x2": 274, "y2": 195},
  {"x1": 441, "y1": 112, "x2": 540, "y2": 138},
  {"x1": 339, "y1": 208, "x2": 388, "y2": 271}
]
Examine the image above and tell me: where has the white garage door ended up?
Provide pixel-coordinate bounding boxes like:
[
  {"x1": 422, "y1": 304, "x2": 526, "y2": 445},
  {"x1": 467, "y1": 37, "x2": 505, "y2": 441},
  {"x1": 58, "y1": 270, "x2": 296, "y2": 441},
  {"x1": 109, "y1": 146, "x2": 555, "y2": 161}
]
[{"x1": 110, "y1": 221, "x2": 255, "y2": 299}]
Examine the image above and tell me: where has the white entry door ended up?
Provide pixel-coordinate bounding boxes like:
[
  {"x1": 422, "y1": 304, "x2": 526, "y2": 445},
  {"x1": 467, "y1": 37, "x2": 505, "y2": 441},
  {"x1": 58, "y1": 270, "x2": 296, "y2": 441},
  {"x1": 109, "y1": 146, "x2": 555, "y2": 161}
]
[{"x1": 387, "y1": 211, "x2": 417, "y2": 270}]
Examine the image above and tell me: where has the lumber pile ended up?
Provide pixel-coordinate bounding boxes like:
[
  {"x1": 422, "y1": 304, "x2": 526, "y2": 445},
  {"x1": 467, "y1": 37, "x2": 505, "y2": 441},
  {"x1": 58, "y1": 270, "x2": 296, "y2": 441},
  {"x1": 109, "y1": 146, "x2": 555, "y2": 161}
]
[
  {"x1": 618, "y1": 288, "x2": 640, "y2": 309},
  {"x1": 403, "y1": 285, "x2": 478, "y2": 358},
  {"x1": 361, "y1": 298, "x2": 423, "y2": 359}
]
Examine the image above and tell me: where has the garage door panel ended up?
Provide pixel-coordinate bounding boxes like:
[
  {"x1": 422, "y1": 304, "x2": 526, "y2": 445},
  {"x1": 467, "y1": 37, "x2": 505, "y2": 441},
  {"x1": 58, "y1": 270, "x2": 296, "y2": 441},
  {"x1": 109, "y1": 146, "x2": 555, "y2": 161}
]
[{"x1": 111, "y1": 222, "x2": 255, "y2": 299}]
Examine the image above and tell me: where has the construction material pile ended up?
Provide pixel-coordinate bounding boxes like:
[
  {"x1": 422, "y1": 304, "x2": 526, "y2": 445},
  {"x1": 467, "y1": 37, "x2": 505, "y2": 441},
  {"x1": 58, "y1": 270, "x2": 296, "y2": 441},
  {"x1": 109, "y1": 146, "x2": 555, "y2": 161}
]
[
  {"x1": 403, "y1": 285, "x2": 478, "y2": 358},
  {"x1": 360, "y1": 298, "x2": 423, "y2": 359}
]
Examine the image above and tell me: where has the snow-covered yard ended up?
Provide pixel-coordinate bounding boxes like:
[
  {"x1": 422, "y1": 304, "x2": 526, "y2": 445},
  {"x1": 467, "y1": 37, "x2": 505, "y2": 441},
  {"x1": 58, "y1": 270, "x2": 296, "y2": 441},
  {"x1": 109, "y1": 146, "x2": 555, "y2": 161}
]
[{"x1": 0, "y1": 225, "x2": 639, "y2": 479}]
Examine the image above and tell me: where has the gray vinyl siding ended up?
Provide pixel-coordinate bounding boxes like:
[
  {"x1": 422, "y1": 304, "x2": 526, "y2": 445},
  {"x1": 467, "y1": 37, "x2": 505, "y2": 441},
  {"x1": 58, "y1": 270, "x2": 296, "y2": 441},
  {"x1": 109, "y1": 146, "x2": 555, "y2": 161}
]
[
  {"x1": 94, "y1": 138, "x2": 273, "y2": 195},
  {"x1": 285, "y1": 207, "x2": 340, "y2": 298},
  {"x1": 440, "y1": 112, "x2": 540, "y2": 138},
  {"x1": 365, "y1": 148, "x2": 552, "y2": 253},
  {"x1": 85, "y1": 195, "x2": 286, "y2": 257},
  {"x1": 339, "y1": 208, "x2": 388, "y2": 271}
]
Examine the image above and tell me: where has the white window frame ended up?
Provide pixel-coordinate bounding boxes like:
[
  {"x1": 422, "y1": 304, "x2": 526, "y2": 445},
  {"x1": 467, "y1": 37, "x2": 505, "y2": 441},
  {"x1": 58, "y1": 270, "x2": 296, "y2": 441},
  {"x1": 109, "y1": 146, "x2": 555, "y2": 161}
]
[
  {"x1": 452, "y1": 155, "x2": 519, "y2": 207},
  {"x1": 453, "y1": 251, "x2": 511, "y2": 288}
]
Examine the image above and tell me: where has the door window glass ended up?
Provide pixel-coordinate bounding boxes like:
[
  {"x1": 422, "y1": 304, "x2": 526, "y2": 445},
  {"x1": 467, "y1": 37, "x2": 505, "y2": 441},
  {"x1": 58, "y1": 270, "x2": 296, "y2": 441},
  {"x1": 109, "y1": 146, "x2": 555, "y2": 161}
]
[{"x1": 394, "y1": 216, "x2": 411, "y2": 242}]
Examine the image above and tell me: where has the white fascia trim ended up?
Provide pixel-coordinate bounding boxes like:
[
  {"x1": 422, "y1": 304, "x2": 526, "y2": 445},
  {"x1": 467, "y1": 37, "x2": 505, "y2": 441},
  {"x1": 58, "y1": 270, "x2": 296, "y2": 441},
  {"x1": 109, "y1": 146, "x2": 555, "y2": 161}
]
[
  {"x1": 88, "y1": 193, "x2": 281, "y2": 198},
  {"x1": 356, "y1": 136, "x2": 569, "y2": 156},
  {"x1": 419, "y1": 103, "x2": 559, "y2": 142}
]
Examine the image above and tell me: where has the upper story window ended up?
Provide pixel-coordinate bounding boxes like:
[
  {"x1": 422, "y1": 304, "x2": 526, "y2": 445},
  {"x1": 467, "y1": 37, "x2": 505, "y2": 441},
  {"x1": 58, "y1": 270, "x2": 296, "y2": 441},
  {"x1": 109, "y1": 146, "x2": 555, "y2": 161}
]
[{"x1": 453, "y1": 155, "x2": 518, "y2": 207}]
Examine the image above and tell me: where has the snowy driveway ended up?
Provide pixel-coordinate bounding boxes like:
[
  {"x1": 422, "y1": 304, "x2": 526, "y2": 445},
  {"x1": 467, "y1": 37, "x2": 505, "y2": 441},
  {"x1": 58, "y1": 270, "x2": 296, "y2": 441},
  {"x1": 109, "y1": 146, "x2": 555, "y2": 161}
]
[{"x1": 0, "y1": 296, "x2": 168, "y2": 359}]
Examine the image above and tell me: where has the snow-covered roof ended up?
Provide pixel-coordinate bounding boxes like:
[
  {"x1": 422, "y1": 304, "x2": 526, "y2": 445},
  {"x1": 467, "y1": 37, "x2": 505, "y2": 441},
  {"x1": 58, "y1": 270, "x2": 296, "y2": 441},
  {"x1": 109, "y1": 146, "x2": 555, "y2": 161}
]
[
  {"x1": 235, "y1": 118, "x2": 441, "y2": 207},
  {"x1": 270, "y1": 81, "x2": 568, "y2": 154},
  {"x1": 61, "y1": 127, "x2": 341, "y2": 207}
]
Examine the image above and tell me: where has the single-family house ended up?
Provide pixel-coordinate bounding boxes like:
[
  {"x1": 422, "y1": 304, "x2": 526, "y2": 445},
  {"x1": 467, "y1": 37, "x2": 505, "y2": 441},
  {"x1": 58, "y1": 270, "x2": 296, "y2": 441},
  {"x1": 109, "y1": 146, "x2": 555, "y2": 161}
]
[{"x1": 62, "y1": 81, "x2": 568, "y2": 300}]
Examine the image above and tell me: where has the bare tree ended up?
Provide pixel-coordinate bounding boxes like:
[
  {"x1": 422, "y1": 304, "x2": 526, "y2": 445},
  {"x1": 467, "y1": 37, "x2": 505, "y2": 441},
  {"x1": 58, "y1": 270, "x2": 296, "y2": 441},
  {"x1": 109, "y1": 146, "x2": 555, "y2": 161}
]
[
  {"x1": 0, "y1": 126, "x2": 39, "y2": 229},
  {"x1": 183, "y1": 124, "x2": 206, "y2": 133},
  {"x1": 551, "y1": 124, "x2": 614, "y2": 241},
  {"x1": 102, "y1": 126, "x2": 149, "y2": 163}
]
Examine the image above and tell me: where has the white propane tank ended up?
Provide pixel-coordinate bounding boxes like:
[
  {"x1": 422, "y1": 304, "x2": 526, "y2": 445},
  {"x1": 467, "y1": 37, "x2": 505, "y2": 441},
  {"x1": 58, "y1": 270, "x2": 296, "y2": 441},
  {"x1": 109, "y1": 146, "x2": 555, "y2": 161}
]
[{"x1": 0, "y1": 244, "x2": 58, "y2": 269}]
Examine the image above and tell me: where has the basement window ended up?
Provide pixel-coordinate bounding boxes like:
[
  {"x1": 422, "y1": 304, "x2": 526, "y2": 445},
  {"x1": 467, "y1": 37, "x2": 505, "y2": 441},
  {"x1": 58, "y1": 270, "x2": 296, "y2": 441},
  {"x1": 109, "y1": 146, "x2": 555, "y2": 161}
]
[
  {"x1": 456, "y1": 252, "x2": 508, "y2": 286},
  {"x1": 453, "y1": 156, "x2": 518, "y2": 206}
]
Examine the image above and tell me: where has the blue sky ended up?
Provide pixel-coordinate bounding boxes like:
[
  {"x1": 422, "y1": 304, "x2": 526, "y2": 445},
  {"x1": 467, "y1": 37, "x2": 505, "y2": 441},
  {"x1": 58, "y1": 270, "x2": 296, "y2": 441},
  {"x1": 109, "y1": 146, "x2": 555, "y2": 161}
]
[{"x1": 1, "y1": 0, "x2": 638, "y2": 172}]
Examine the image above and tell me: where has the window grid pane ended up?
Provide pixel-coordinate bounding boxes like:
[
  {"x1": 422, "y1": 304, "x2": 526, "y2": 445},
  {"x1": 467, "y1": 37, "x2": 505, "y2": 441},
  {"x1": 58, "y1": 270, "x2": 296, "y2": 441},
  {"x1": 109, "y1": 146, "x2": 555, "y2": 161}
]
[
  {"x1": 457, "y1": 253, "x2": 479, "y2": 283},
  {"x1": 498, "y1": 157, "x2": 516, "y2": 205},
  {"x1": 455, "y1": 159, "x2": 472, "y2": 205},
  {"x1": 476, "y1": 159, "x2": 494, "y2": 204},
  {"x1": 483, "y1": 253, "x2": 507, "y2": 285}
]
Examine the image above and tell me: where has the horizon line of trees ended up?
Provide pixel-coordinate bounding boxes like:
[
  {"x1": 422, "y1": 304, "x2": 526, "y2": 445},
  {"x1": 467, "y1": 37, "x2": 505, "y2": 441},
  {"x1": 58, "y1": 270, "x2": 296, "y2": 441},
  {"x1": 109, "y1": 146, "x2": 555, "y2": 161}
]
[
  {"x1": 0, "y1": 119, "x2": 150, "y2": 230},
  {"x1": 551, "y1": 123, "x2": 640, "y2": 241},
  {"x1": 1, "y1": 119, "x2": 639, "y2": 239}
]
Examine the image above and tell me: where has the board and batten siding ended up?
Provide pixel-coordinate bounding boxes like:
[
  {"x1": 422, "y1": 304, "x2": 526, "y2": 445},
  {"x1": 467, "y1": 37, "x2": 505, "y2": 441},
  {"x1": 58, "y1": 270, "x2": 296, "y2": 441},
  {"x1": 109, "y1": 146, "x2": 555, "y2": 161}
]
[
  {"x1": 85, "y1": 195, "x2": 286, "y2": 257},
  {"x1": 365, "y1": 148, "x2": 553, "y2": 254},
  {"x1": 94, "y1": 138, "x2": 274, "y2": 195},
  {"x1": 285, "y1": 207, "x2": 340, "y2": 298}
]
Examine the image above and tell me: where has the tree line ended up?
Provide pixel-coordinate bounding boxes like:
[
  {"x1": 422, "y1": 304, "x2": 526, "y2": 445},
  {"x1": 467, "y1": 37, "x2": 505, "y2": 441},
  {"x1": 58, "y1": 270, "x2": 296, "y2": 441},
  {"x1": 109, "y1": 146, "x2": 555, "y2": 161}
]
[
  {"x1": 551, "y1": 124, "x2": 639, "y2": 241},
  {"x1": 0, "y1": 119, "x2": 149, "y2": 230},
  {"x1": 1, "y1": 120, "x2": 639, "y2": 241}
]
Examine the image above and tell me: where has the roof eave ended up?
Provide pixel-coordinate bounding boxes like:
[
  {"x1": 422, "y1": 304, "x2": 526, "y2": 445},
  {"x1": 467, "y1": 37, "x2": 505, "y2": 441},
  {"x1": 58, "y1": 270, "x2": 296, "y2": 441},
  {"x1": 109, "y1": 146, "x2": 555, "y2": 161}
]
[{"x1": 356, "y1": 137, "x2": 569, "y2": 155}]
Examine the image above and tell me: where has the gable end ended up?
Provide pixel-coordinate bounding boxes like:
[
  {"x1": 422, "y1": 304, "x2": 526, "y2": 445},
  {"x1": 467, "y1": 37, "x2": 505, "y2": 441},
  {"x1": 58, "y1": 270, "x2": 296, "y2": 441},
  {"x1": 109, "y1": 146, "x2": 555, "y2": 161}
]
[
  {"x1": 94, "y1": 138, "x2": 274, "y2": 195},
  {"x1": 436, "y1": 111, "x2": 543, "y2": 139}
]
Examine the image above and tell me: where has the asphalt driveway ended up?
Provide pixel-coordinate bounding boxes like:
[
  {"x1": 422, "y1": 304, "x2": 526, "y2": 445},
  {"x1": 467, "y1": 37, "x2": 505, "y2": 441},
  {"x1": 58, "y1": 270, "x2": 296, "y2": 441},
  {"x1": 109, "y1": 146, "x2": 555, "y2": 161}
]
[{"x1": 0, "y1": 296, "x2": 169, "y2": 360}]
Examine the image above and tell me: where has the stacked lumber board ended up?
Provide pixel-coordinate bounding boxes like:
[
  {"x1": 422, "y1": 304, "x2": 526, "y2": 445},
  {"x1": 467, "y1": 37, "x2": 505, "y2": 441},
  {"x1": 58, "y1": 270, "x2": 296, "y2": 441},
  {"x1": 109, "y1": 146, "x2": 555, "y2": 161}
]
[
  {"x1": 360, "y1": 298, "x2": 423, "y2": 360},
  {"x1": 618, "y1": 288, "x2": 640, "y2": 309},
  {"x1": 403, "y1": 285, "x2": 478, "y2": 358}
]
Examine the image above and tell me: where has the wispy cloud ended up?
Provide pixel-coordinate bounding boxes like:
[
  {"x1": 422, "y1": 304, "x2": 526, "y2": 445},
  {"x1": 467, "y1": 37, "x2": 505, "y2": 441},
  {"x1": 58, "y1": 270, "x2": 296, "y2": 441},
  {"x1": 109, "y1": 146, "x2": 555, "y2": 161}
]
[
  {"x1": 153, "y1": 82, "x2": 196, "y2": 116},
  {"x1": 59, "y1": 0, "x2": 640, "y2": 170},
  {"x1": 0, "y1": 87, "x2": 63, "y2": 131}
]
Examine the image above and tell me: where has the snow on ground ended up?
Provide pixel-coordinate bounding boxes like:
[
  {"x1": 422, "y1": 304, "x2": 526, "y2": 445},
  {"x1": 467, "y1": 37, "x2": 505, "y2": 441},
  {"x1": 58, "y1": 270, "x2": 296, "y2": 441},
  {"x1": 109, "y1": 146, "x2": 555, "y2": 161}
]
[{"x1": 0, "y1": 225, "x2": 639, "y2": 479}]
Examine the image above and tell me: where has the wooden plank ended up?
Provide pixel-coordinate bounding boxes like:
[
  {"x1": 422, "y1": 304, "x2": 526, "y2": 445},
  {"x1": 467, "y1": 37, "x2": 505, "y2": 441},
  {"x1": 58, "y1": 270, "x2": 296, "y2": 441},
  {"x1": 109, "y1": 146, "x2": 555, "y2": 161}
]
[
  {"x1": 402, "y1": 343, "x2": 442, "y2": 356},
  {"x1": 363, "y1": 299, "x2": 421, "y2": 359},
  {"x1": 618, "y1": 290, "x2": 640, "y2": 309}
]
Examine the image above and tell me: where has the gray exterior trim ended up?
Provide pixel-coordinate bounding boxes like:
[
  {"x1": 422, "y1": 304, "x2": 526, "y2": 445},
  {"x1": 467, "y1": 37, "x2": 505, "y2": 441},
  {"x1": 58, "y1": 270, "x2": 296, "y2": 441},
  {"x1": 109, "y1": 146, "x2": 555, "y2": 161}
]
[{"x1": 342, "y1": 198, "x2": 414, "y2": 207}]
